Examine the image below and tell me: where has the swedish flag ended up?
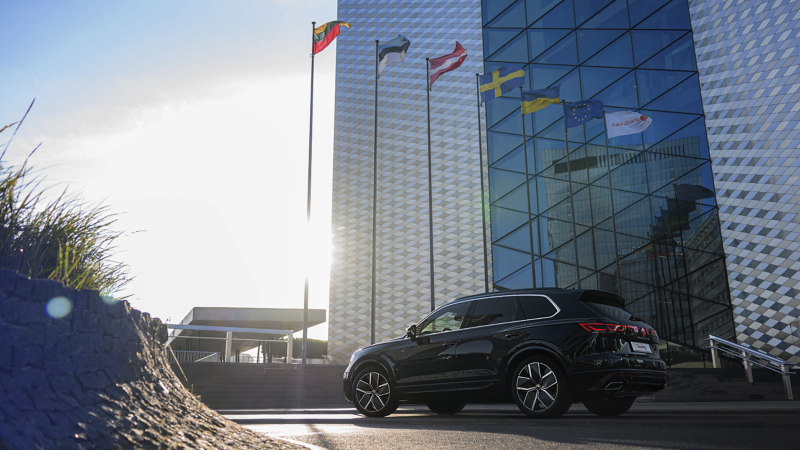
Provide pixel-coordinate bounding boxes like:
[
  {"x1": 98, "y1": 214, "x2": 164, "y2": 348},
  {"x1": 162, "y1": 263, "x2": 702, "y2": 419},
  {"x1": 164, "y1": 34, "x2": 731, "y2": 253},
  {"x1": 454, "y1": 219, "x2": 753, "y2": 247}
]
[{"x1": 479, "y1": 65, "x2": 525, "y2": 103}]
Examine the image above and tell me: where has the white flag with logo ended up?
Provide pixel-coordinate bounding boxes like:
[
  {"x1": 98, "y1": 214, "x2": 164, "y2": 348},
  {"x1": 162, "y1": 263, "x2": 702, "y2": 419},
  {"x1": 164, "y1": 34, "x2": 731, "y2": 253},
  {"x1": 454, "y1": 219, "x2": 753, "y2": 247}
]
[{"x1": 605, "y1": 111, "x2": 653, "y2": 139}]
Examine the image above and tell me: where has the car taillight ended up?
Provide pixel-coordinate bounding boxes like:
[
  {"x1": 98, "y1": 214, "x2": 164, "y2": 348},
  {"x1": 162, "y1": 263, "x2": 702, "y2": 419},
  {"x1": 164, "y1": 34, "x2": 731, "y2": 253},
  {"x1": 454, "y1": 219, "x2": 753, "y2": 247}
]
[{"x1": 579, "y1": 322, "x2": 658, "y2": 339}]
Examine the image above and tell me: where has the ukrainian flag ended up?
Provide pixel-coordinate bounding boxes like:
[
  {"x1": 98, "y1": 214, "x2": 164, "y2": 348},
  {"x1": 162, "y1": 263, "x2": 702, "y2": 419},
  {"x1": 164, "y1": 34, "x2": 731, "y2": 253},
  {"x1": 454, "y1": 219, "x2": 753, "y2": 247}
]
[
  {"x1": 521, "y1": 86, "x2": 560, "y2": 115},
  {"x1": 479, "y1": 65, "x2": 525, "y2": 102}
]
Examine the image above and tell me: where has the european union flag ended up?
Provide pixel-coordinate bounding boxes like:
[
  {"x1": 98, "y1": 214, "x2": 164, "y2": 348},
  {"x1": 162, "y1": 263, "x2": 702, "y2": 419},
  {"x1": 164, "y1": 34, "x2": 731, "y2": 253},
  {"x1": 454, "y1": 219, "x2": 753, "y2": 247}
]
[
  {"x1": 479, "y1": 65, "x2": 525, "y2": 103},
  {"x1": 564, "y1": 99, "x2": 604, "y2": 128}
]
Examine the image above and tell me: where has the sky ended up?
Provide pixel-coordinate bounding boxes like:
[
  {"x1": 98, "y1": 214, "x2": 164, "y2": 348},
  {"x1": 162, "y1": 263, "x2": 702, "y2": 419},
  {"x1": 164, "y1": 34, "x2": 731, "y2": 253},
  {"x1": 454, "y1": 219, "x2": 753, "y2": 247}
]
[{"x1": 1, "y1": 0, "x2": 339, "y2": 339}]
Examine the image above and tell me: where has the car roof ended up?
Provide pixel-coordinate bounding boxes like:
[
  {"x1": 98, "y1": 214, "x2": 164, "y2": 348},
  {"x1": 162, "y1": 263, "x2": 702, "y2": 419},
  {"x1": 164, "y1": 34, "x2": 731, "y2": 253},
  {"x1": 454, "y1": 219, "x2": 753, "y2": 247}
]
[{"x1": 451, "y1": 288, "x2": 626, "y2": 308}]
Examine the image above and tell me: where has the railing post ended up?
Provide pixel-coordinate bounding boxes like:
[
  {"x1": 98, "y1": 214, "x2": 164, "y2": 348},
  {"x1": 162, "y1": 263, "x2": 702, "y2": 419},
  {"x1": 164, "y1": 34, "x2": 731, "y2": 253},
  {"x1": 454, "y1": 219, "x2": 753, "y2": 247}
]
[
  {"x1": 709, "y1": 338, "x2": 720, "y2": 369},
  {"x1": 780, "y1": 364, "x2": 794, "y2": 400},
  {"x1": 225, "y1": 331, "x2": 233, "y2": 363},
  {"x1": 287, "y1": 332, "x2": 294, "y2": 364},
  {"x1": 742, "y1": 349, "x2": 753, "y2": 383}
]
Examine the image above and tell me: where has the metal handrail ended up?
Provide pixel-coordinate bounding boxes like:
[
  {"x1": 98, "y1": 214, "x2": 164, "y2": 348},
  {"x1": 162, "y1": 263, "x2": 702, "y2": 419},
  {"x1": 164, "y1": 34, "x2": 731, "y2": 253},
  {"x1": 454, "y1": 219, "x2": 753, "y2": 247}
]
[{"x1": 705, "y1": 334, "x2": 795, "y2": 400}]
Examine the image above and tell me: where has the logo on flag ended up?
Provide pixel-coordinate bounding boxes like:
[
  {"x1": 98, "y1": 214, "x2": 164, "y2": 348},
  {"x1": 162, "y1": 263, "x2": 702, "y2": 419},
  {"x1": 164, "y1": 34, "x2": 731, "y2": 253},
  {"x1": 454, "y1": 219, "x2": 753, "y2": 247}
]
[
  {"x1": 428, "y1": 42, "x2": 468, "y2": 88},
  {"x1": 605, "y1": 111, "x2": 653, "y2": 139},
  {"x1": 564, "y1": 99, "x2": 604, "y2": 129}
]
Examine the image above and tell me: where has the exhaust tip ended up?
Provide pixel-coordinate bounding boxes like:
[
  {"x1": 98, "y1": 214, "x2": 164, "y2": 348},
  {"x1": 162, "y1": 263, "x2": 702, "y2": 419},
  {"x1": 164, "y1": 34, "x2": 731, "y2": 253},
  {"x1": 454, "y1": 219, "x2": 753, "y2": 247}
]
[{"x1": 604, "y1": 381, "x2": 624, "y2": 391}]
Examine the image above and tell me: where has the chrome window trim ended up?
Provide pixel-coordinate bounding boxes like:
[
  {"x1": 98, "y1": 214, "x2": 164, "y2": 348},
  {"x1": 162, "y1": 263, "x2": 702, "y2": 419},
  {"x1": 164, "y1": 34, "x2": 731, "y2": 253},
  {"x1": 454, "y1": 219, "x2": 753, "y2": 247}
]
[{"x1": 414, "y1": 293, "x2": 561, "y2": 335}]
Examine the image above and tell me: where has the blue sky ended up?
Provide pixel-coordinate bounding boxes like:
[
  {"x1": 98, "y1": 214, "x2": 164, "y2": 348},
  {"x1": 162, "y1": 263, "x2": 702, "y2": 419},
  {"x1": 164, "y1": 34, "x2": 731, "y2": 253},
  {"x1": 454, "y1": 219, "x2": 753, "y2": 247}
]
[{"x1": 2, "y1": 0, "x2": 339, "y2": 338}]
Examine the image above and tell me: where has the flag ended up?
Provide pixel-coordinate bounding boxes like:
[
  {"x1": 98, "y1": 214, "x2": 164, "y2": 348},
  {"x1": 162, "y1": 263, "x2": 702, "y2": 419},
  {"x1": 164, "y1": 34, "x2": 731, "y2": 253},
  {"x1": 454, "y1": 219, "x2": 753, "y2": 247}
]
[
  {"x1": 675, "y1": 184, "x2": 715, "y2": 202},
  {"x1": 312, "y1": 21, "x2": 350, "y2": 54},
  {"x1": 521, "y1": 86, "x2": 560, "y2": 115},
  {"x1": 478, "y1": 65, "x2": 525, "y2": 102},
  {"x1": 429, "y1": 42, "x2": 468, "y2": 88},
  {"x1": 378, "y1": 35, "x2": 411, "y2": 75},
  {"x1": 564, "y1": 99, "x2": 604, "y2": 128},
  {"x1": 605, "y1": 111, "x2": 653, "y2": 138}
]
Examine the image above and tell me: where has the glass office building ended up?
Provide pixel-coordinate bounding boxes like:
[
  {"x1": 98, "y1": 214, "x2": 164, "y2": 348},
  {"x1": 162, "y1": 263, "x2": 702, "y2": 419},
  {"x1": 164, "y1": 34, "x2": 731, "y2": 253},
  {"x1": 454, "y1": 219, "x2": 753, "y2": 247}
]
[{"x1": 481, "y1": 0, "x2": 735, "y2": 364}]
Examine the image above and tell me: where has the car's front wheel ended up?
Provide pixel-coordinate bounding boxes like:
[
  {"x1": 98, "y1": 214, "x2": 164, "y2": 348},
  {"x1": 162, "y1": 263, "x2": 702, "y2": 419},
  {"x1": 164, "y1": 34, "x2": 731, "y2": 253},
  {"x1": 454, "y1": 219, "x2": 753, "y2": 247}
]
[
  {"x1": 426, "y1": 400, "x2": 466, "y2": 415},
  {"x1": 582, "y1": 397, "x2": 636, "y2": 416},
  {"x1": 512, "y1": 355, "x2": 572, "y2": 418},
  {"x1": 352, "y1": 367, "x2": 399, "y2": 417}
]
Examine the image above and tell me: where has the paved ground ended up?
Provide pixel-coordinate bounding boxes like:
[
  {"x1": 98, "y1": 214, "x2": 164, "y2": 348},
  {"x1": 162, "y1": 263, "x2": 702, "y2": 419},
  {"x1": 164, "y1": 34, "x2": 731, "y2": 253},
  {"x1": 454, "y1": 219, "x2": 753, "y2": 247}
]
[{"x1": 229, "y1": 402, "x2": 800, "y2": 450}]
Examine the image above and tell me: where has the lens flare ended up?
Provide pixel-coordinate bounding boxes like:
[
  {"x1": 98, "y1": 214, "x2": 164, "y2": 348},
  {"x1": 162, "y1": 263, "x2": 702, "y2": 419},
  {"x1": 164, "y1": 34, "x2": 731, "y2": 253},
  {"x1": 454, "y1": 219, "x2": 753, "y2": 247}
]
[
  {"x1": 46, "y1": 297, "x2": 72, "y2": 319},
  {"x1": 101, "y1": 295, "x2": 119, "y2": 305}
]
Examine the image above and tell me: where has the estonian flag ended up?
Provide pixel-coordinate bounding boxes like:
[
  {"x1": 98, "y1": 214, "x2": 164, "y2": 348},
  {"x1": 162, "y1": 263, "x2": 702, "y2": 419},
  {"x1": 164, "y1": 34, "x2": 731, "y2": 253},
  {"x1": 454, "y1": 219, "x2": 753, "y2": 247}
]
[
  {"x1": 521, "y1": 86, "x2": 560, "y2": 115},
  {"x1": 313, "y1": 21, "x2": 350, "y2": 55},
  {"x1": 378, "y1": 35, "x2": 411, "y2": 76}
]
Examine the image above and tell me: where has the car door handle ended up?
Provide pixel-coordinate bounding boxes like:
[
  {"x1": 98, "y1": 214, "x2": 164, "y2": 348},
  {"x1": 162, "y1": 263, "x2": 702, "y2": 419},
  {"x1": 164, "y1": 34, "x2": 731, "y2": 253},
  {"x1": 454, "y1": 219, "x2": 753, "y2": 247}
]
[
  {"x1": 441, "y1": 342, "x2": 455, "y2": 348},
  {"x1": 505, "y1": 332, "x2": 523, "y2": 339}
]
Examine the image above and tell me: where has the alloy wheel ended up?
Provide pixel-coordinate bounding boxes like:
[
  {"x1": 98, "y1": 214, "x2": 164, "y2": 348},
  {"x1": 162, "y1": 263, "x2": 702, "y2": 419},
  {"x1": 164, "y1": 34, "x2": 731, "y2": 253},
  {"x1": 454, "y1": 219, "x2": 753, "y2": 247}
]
[
  {"x1": 516, "y1": 361, "x2": 558, "y2": 412},
  {"x1": 355, "y1": 372, "x2": 391, "y2": 413}
]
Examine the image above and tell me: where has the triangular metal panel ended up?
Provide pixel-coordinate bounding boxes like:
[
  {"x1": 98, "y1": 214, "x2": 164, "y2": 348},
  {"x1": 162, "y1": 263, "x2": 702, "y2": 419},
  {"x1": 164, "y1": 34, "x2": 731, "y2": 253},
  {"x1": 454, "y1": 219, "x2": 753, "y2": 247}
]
[{"x1": 583, "y1": 32, "x2": 633, "y2": 67}]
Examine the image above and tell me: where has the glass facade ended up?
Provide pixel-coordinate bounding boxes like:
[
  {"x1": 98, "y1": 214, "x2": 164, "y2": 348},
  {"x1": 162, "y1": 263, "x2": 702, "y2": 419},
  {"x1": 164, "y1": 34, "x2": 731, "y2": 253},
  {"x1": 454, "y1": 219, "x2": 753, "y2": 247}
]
[{"x1": 481, "y1": 0, "x2": 735, "y2": 362}]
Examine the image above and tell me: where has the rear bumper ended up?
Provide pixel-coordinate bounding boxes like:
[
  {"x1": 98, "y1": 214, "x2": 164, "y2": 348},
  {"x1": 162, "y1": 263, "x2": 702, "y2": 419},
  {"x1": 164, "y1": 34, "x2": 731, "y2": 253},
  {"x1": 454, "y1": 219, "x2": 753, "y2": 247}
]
[{"x1": 571, "y1": 368, "x2": 668, "y2": 399}]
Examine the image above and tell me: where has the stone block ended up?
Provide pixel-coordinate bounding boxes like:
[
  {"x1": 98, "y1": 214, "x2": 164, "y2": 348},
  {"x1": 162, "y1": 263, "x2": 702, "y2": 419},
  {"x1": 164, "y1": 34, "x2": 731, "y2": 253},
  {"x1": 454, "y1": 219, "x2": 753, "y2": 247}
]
[
  {"x1": 18, "y1": 301, "x2": 46, "y2": 325},
  {"x1": 45, "y1": 319, "x2": 71, "y2": 348},
  {"x1": 0, "y1": 296, "x2": 19, "y2": 322},
  {"x1": 9, "y1": 391, "x2": 35, "y2": 411},
  {"x1": 0, "y1": 269, "x2": 18, "y2": 294},
  {"x1": 12, "y1": 343, "x2": 42, "y2": 369},
  {"x1": 12, "y1": 275, "x2": 36, "y2": 300},
  {"x1": 31, "y1": 278, "x2": 67, "y2": 303}
]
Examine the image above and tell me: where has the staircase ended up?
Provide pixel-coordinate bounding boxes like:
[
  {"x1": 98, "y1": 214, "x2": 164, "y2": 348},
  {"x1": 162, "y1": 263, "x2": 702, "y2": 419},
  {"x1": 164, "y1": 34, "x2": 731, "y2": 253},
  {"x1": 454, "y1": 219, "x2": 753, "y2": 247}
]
[
  {"x1": 171, "y1": 362, "x2": 350, "y2": 409},
  {"x1": 643, "y1": 368, "x2": 800, "y2": 402}
]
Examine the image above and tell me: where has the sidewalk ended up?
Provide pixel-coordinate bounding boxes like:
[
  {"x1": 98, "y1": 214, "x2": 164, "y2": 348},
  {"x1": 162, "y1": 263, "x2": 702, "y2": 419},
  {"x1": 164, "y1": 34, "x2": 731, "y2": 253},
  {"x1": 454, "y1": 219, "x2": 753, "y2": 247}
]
[{"x1": 220, "y1": 400, "x2": 800, "y2": 424}]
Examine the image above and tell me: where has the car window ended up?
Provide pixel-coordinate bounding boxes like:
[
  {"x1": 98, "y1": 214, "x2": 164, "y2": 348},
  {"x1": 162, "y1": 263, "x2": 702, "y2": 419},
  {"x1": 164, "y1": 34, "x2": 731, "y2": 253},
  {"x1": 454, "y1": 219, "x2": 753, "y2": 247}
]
[
  {"x1": 418, "y1": 302, "x2": 470, "y2": 335},
  {"x1": 583, "y1": 302, "x2": 644, "y2": 324},
  {"x1": 465, "y1": 296, "x2": 520, "y2": 328},
  {"x1": 519, "y1": 295, "x2": 558, "y2": 319}
]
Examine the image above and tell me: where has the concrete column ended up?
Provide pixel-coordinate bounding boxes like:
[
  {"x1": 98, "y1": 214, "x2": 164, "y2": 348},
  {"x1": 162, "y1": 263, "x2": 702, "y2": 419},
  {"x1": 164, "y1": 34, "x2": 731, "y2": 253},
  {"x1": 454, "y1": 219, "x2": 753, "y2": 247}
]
[
  {"x1": 225, "y1": 331, "x2": 233, "y2": 363},
  {"x1": 286, "y1": 333, "x2": 294, "y2": 364}
]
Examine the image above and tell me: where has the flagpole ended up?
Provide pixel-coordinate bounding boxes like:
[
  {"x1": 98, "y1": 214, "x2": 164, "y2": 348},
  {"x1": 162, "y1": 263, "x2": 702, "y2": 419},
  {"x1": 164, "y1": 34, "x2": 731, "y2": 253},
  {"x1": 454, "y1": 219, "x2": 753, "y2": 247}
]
[
  {"x1": 426, "y1": 58, "x2": 436, "y2": 311},
  {"x1": 562, "y1": 100, "x2": 581, "y2": 288},
  {"x1": 302, "y1": 21, "x2": 316, "y2": 365},
  {"x1": 371, "y1": 40, "x2": 379, "y2": 345},
  {"x1": 519, "y1": 88, "x2": 536, "y2": 287},
  {"x1": 601, "y1": 112, "x2": 623, "y2": 294},
  {"x1": 475, "y1": 74, "x2": 490, "y2": 292}
]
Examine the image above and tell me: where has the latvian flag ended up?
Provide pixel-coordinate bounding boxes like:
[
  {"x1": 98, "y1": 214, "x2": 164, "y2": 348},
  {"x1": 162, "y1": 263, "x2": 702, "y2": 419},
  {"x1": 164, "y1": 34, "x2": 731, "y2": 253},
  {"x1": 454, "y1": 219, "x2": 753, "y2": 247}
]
[
  {"x1": 429, "y1": 42, "x2": 468, "y2": 88},
  {"x1": 313, "y1": 21, "x2": 350, "y2": 55}
]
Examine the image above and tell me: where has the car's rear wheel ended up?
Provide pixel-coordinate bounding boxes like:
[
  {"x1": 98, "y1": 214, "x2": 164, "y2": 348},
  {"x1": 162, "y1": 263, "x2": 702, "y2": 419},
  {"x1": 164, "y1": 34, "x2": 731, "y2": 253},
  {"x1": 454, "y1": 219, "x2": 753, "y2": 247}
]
[
  {"x1": 352, "y1": 367, "x2": 399, "y2": 417},
  {"x1": 426, "y1": 401, "x2": 466, "y2": 415},
  {"x1": 512, "y1": 355, "x2": 572, "y2": 418},
  {"x1": 582, "y1": 397, "x2": 636, "y2": 417}
]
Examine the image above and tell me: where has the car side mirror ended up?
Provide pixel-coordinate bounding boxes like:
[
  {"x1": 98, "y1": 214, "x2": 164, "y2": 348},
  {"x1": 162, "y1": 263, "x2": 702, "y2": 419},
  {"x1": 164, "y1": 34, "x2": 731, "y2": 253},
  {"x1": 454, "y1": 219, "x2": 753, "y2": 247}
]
[{"x1": 406, "y1": 324, "x2": 417, "y2": 340}]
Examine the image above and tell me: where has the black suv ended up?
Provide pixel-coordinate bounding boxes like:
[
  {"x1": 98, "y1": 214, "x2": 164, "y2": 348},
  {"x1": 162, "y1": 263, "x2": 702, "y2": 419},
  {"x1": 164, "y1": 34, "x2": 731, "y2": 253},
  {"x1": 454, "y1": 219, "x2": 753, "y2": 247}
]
[{"x1": 343, "y1": 289, "x2": 667, "y2": 418}]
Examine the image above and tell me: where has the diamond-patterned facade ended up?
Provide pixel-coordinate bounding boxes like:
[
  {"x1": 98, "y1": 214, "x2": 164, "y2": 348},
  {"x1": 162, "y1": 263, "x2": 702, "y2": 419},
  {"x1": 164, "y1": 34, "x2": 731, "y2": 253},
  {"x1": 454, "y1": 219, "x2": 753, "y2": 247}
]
[
  {"x1": 329, "y1": 0, "x2": 489, "y2": 364},
  {"x1": 482, "y1": 0, "x2": 736, "y2": 366},
  {"x1": 689, "y1": 0, "x2": 800, "y2": 363}
]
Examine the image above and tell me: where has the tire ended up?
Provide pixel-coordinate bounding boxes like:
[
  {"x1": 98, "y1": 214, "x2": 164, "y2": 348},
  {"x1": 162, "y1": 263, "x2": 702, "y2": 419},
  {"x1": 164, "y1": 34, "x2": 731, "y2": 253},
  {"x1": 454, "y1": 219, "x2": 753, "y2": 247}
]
[
  {"x1": 351, "y1": 367, "x2": 399, "y2": 417},
  {"x1": 583, "y1": 397, "x2": 636, "y2": 417},
  {"x1": 512, "y1": 355, "x2": 572, "y2": 418},
  {"x1": 426, "y1": 401, "x2": 466, "y2": 415}
]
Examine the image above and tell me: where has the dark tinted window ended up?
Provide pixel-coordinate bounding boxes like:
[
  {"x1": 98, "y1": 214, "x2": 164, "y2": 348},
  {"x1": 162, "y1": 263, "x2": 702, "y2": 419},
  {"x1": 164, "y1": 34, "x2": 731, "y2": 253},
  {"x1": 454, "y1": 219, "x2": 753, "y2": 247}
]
[
  {"x1": 418, "y1": 301, "x2": 470, "y2": 335},
  {"x1": 519, "y1": 295, "x2": 558, "y2": 319},
  {"x1": 583, "y1": 302, "x2": 644, "y2": 324},
  {"x1": 466, "y1": 296, "x2": 520, "y2": 328}
]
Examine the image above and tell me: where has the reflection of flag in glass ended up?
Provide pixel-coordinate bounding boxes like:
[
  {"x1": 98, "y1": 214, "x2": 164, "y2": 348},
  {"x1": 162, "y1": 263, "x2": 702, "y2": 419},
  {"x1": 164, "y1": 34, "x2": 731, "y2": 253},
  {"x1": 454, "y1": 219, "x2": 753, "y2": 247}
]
[
  {"x1": 429, "y1": 42, "x2": 468, "y2": 88},
  {"x1": 521, "y1": 86, "x2": 560, "y2": 114},
  {"x1": 378, "y1": 35, "x2": 411, "y2": 75},
  {"x1": 564, "y1": 99, "x2": 604, "y2": 128},
  {"x1": 312, "y1": 21, "x2": 350, "y2": 54},
  {"x1": 478, "y1": 65, "x2": 524, "y2": 102}
]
